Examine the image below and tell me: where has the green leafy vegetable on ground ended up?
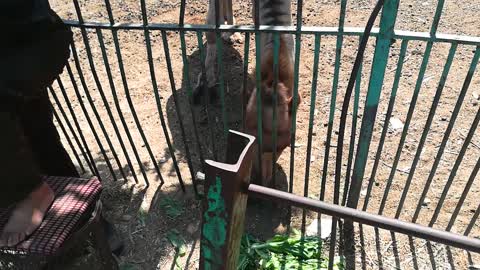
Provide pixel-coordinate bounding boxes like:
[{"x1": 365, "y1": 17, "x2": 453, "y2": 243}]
[
  {"x1": 159, "y1": 197, "x2": 184, "y2": 219},
  {"x1": 166, "y1": 229, "x2": 187, "y2": 269},
  {"x1": 238, "y1": 230, "x2": 345, "y2": 270}
]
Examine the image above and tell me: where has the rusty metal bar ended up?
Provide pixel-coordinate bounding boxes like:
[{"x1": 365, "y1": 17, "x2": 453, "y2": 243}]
[{"x1": 247, "y1": 184, "x2": 480, "y2": 253}]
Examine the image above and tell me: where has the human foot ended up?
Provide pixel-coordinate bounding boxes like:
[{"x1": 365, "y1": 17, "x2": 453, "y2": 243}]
[{"x1": 0, "y1": 181, "x2": 54, "y2": 247}]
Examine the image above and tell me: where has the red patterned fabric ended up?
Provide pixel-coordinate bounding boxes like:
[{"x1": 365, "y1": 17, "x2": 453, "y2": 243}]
[{"x1": 0, "y1": 176, "x2": 101, "y2": 256}]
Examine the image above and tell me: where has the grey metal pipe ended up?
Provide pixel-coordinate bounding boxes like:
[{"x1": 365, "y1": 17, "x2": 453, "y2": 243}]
[{"x1": 247, "y1": 184, "x2": 480, "y2": 253}]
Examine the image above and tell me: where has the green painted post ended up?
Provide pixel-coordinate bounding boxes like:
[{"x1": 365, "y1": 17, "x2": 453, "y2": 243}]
[
  {"x1": 199, "y1": 130, "x2": 256, "y2": 270},
  {"x1": 343, "y1": 0, "x2": 400, "y2": 267},
  {"x1": 346, "y1": 0, "x2": 400, "y2": 210}
]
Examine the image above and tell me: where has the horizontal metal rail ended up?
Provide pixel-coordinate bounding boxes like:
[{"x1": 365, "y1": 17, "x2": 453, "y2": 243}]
[
  {"x1": 247, "y1": 184, "x2": 480, "y2": 254},
  {"x1": 63, "y1": 20, "x2": 480, "y2": 45}
]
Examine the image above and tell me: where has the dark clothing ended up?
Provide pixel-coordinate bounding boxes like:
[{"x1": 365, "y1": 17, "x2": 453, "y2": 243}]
[{"x1": 0, "y1": 2, "x2": 77, "y2": 207}]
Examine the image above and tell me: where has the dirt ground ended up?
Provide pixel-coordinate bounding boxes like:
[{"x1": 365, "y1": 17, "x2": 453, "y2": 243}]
[{"x1": 47, "y1": 0, "x2": 480, "y2": 269}]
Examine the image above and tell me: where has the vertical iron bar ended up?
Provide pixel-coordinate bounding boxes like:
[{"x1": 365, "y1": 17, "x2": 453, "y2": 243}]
[
  {"x1": 332, "y1": 0, "x2": 385, "y2": 267},
  {"x1": 96, "y1": 29, "x2": 148, "y2": 184},
  {"x1": 323, "y1": 2, "x2": 344, "y2": 270},
  {"x1": 395, "y1": 43, "x2": 457, "y2": 218},
  {"x1": 378, "y1": 41, "x2": 433, "y2": 215},
  {"x1": 346, "y1": 0, "x2": 400, "y2": 209},
  {"x1": 342, "y1": 36, "x2": 363, "y2": 207},
  {"x1": 446, "y1": 155, "x2": 480, "y2": 231},
  {"x1": 103, "y1": 0, "x2": 152, "y2": 185},
  {"x1": 289, "y1": 0, "x2": 303, "y2": 195},
  {"x1": 271, "y1": 32, "x2": 280, "y2": 188},
  {"x1": 101, "y1": 0, "x2": 162, "y2": 185},
  {"x1": 69, "y1": 40, "x2": 126, "y2": 181},
  {"x1": 254, "y1": 34, "x2": 263, "y2": 182},
  {"x1": 464, "y1": 202, "x2": 480, "y2": 236},
  {"x1": 65, "y1": 62, "x2": 114, "y2": 179},
  {"x1": 429, "y1": 106, "x2": 480, "y2": 227},
  {"x1": 412, "y1": 46, "x2": 480, "y2": 222},
  {"x1": 302, "y1": 33, "x2": 321, "y2": 233},
  {"x1": 139, "y1": 0, "x2": 189, "y2": 189},
  {"x1": 50, "y1": 95, "x2": 86, "y2": 174},
  {"x1": 325, "y1": 2, "x2": 345, "y2": 268},
  {"x1": 196, "y1": 31, "x2": 218, "y2": 161},
  {"x1": 160, "y1": 30, "x2": 195, "y2": 192},
  {"x1": 320, "y1": 0, "x2": 346, "y2": 202},
  {"x1": 49, "y1": 84, "x2": 94, "y2": 174},
  {"x1": 91, "y1": 29, "x2": 141, "y2": 183},
  {"x1": 362, "y1": 40, "x2": 408, "y2": 211},
  {"x1": 216, "y1": 34, "x2": 228, "y2": 138},
  {"x1": 213, "y1": 0, "x2": 228, "y2": 139},
  {"x1": 110, "y1": 29, "x2": 161, "y2": 185},
  {"x1": 242, "y1": 32, "x2": 251, "y2": 131},
  {"x1": 139, "y1": 0, "x2": 180, "y2": 188},
  {"x1": 68, "y1": 21, "x2": 132, "y2": 181},
  {"x1": 179, "y1": 0, "x2": 186, "y2": 26},
  {"x1": 180, "y1": 31, "x2": 206, "y2": 170}
]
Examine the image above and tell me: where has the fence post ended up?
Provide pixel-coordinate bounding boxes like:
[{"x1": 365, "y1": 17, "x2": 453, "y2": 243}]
[
  {"x1": 199, "y1": 130, "x2": 256, "y2": 270},
  {"x1": 344, "y1": 0, "x2": 400, "y2": 266}
]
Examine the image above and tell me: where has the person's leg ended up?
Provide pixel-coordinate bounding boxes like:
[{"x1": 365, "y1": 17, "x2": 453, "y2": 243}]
[{"x1": 0, "y1": 100, "x2": 54, "y2": 247}]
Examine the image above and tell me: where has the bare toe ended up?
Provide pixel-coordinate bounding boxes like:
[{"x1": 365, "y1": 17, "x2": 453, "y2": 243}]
[
  {"x1": 8, "y1": 232, "x2": 26, "y2": 247},
  {"x1": 0, "y1": 232, "x2": 25, "y2": 247}
]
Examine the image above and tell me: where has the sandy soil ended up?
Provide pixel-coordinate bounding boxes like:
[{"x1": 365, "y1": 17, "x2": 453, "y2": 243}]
[{"x1": 46, "y1": 0, "x2": 480, "y2": 269}]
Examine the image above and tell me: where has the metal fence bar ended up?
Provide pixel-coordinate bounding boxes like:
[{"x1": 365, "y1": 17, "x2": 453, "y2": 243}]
[
  {"x1": 271, "y1": 33, "x2": 280, "y2": 188},
  {"x1": 69, "y1": 40, "x2": 126, "y2": 181},
  {"x1": 464, "y1": 202, "x2": 480, "y2": 236},
  {"x1": 446, "y1": 155, "x2": 480, "y2": 231},
  {"x1": 101, "y1": 0, "x2": 150, "y2": 181},
  {"x1": 241, "y1": 32, "x2": 251, "y2": 132},
  {"x1": 179, "y1": 31, "x2": 205, "y2": 192},
  {"x1": 50, "y1": 97, "x2": 86, "y2": 174},
  {"x1": 196, "y1": 31, "x2": 218, "y2": 161},
  {"x1": 342, "y1": 36, "x2": 363, "y2": 207},
  {"x1": 91, "y1": 30, "x2": 140, "y2": 183},
  {"x1": 429, "y1": 0, "x2": 445, "y2": 36},
  {"x1": 320, "y1": 0, "x2": 346, "y2": 204},
  {"x1": 429, "y1": 105, "x2": 480, "y2": 227},
  {"x1": 362, "y1": 40, "x2": 408, "y2": 211},
  {"x1": 101, "y1": 0, "x2": 163, "y2": 185},
  {"x1": 179, "y1": 0, "x2": 186, "y2": 26},
  {"x1": 333, "y1": 1, "x2": 385, "y2": 267},
  {"x1": 395, "y1": 43, "x2": 457, "y2": 218},
  {"x1": 325, "y1": 1, "x2": 345, "y2": 267},
  {"x1": 179, "y1": 31, "x2": 206, "y2": 169},
  {"x1": 65, "y1": 62, "x2": 116, "y2": 180},
  {"x1": 412, "y1": 46, "x2": 480, "y2": 222},
  {"x1": 213, "y1": 0, "x2": 228, "y2": 139},
  {"x1": 53, "y1": 78, "x2": 100, "y2": 177},
  {"x1": 378, "y1": 41, "x2": 433, "y2": 215},
  {"x1": 380, "y1": 0, "x2": 444, "y2": 215},
  {"x1": 142, "y1": 0, "x2": 191, "y2": 188},
  {"x1": 160, "y1": 30, "x2": 194, "y2": 192},
  {"x1": 49, "y1": 84, "x2": 94, "y2": 175},
  {"x1": 111, "y1": 30, "x2": 162, "y2": 185},
  {"x1": 96, "y1": 29, "x2": 148, "y2": 184},
  {"x1": 61, "y1": 21, "x2": 480, "y2": 45},
  {"x1": 248, "y1": 184, "x2": 480, "y2": 253},
  {"x1": 254, "y1": 33, "x2": 263, "y2": 182},
  {"x1": 303, "y1": 33, "x2": 321, "y2": 232},
  {"x1": 71, "y1": 1, "x2": 132, "y2": 182},
  {"x1": 346, "y1": 0, "x2": 400, "y2": 210}
]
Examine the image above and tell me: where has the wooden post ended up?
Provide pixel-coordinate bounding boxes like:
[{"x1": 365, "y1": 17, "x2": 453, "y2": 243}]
[{"x1": 199, "y1": 130, "x2": 256, "y2": 270}]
